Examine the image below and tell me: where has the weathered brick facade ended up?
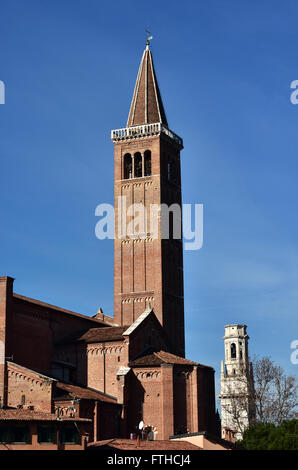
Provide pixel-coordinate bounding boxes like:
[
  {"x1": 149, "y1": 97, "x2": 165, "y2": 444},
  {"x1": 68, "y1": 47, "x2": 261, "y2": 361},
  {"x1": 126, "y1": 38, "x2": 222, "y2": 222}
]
[
  {"x1": 113, "y1": 134, "x2": 185, "y2": 358},
  {"x1": 7, "y1": 362, "x2": 54, "y2": 413}
]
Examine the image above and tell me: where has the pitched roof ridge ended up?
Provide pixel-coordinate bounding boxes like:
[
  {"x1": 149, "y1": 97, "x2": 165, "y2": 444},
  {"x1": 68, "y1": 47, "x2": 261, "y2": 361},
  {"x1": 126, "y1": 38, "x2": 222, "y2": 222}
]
[
  {"x1": 122, "y1": 307, "x2": 153, "y2": 336},
  {"x1": 126, "y1": 47, "x2": 168, "y2": 127},
  {"x1": 154, "y1": 350, "x2": 199, "y2": 365},
  {"x1": 7, "y1": 361, "x2": 57, "y2": 382},
  {"x1": 13, "y1": 293, "x2": 105, "y2": 324},
  {"x1": 56, "y1": 324, "x2": 129, "y2": 345},
  {"x1": 57, "y1": 381, "x2": 109, "y2": 395},
  {"x1": 154, "y1": 350, "x2": 168, "y2": 362},
  {"x1": 127, "y1": 49, "x2": 146, "y2": 127},
  {"x1": 56, "y1": 381, "x2": 118, "y2": 402},
  {"x1": 88, "y1": 325, "x2": 128, "y2": 331},
  {"x1": 0, "y1": 408, "x2": 92, "y2": 422},
  {"x1": 148, "y1": 51, "x2": 162, "y2": 123}
]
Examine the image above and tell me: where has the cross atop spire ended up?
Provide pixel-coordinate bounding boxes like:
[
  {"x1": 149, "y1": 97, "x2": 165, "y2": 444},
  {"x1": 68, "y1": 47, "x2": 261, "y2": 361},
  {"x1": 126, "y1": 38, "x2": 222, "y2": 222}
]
[{"x1": 126, "y1": 44, "x2": 168, "y2": 128}]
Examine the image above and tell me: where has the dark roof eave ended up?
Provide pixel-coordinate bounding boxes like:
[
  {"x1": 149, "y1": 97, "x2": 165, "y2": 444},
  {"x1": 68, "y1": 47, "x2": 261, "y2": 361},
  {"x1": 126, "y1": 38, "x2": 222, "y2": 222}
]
[
  {"x1": 55, "y1": 382, "x2": 118, "y2": 403},
  {"x1": 129, "y1": 362, "x2": 162, "y2": 367},
  {"x1": 74, "y1": 337, "x2": 124, "y2": 344},
  {"x1": 13, "y1": 294, "x2": 106, "y2": 325}
]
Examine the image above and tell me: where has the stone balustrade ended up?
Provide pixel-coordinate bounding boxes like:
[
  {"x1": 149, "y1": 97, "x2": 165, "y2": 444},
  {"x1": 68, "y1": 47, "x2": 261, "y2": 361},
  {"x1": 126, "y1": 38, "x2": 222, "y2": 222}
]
[{"x1": 111, "y1": 122, "x2": 183, "y2": 147}]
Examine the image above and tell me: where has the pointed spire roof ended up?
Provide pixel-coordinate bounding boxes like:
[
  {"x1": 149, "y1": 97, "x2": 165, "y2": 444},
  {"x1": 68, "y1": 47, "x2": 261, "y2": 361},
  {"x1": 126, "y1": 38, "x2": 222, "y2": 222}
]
[{"x1": 127, "y1": 44, "x2": 168, "y2": 128}]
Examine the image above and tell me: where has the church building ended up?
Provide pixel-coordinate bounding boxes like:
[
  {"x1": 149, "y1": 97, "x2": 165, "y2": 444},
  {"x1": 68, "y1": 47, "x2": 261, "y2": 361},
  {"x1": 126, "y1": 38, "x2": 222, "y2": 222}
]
[{"x1": 0, "y1": 41, "x2": 219, "y2": 449}]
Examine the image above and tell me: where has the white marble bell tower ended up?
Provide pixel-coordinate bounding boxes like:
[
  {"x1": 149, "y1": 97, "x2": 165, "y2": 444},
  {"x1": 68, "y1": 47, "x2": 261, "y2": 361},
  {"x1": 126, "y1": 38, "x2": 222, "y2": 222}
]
[{"x1": 219, "y1": 324, "x2": 255, "y2": 440}]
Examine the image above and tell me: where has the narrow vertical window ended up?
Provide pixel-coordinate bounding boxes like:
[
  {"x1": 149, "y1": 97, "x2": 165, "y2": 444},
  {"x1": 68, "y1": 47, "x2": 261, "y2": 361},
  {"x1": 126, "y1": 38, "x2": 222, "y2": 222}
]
[
  {"x1": 168, "y1": 161, "x2": 171, "y2": 181},
  {"x1": 231, "y1": 343, "x2": 236, "y2": 359},
  {"x1": 144, "y1": 150, "x2": 151, "y2": 176},
  {"x1": 167, "y1": 159, "x2": 177, "y2": 183},
  {"x1": 134, "y1": 152, "x2": 142, "y2": 178},
  {"x1": 124, "y1": 154, "x2": 132, "y2": 179}
]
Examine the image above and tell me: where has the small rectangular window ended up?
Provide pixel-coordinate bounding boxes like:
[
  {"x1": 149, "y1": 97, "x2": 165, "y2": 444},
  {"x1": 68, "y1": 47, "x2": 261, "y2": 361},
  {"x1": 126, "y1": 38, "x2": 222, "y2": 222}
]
[
  {"x1": 60, "y1": 426, "x2": 79, "y2": 444},
  {"x1": 0, "y1": 426, "x2": 9, "y2": 443},
  {"x1": 10, "y1": 426, "x2": 30, "y2": 444},
  {"x1": 38, "y1": 426, "x2": 56, "y2": 444}
]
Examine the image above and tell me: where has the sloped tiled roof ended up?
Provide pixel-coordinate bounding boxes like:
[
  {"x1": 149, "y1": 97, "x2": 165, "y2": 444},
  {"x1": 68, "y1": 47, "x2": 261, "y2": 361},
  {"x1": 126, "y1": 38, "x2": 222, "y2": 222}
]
[
  {"x1": 6, "y1": 361, "x2": 118, "y2": 404},
  {"x1": 0, "y1": 409, "x2": 91, "y2": 422},
  {"x1": 127, "y1": 46, "x2": 168, "y2": 127},
  {"x1": 129, "y1": 350, "x2": 201, "y2": 367},
  {"x1": 7, "y1": 361, "x2": 56, "y2": 382},
  {"x1": 56, "y1": 326, "x2": 129, "y2": 345},
  {"x1": 123, "y1": 308, "x2": 153, "y2": 336},
  {"x1": 13, "y1": 293, "x2": 105, "y2": 325},
  {"x1": 55, "y1": 382, "x2": 118, "y2": 404},
  {"x1": 88, "y1": 438, "x2": 201, "y2": 450}
]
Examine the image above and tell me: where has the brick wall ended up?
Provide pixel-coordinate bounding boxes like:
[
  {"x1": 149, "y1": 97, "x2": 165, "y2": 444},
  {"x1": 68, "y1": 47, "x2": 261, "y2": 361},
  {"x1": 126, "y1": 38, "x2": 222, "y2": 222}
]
[
  {"x1": 0, "y1": 277, "x2": 14, "y2": 406},
  {"x1": 126, "y1": 367, "x2": 163, "y2": 438},
  {"x1": 7, "y1": 362, "x2": 54, "y2": 413},
  {"x1": 113, "y1": 132, "x2": 185, "y2": 357},
  {"x1": 54, "y1": 339, "x2": 129, "y2": 398},
  {"x1": 86, "y1": 340, "x2": 128, "y2": 396},
  {"x1": 8, "y1": 295, "x2": 104, "y2": 376},
  {"x1": 127, "y1": 314, "x2": 167, "y2": 360},
  {"x1": 96, "y1": 402, "x2": 121, "y2": 440},
  {"x1": 197, "y1": 366, "x2": 217, "y2": 434}
]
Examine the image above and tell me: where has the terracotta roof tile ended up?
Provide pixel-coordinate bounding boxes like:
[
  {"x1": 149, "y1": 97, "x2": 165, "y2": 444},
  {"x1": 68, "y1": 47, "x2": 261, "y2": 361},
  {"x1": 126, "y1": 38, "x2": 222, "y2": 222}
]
[
  {"x1": 129, "y1": 354, "x2": 162, "y2": 366},
  {"x1": 127, "y1": 46, "x2": 168, "y2": 127},
  {"x1": 56, "y1": 326, "x2": 129, "y2": 345},
  {"x1": 155, "y1": 351, "x2": 198, "y2": 366},
  {"x1": 88, "y1": 439, "x2": 201, "y2": 450},
  {"x1": 122, "y1": 308, "x2": 152, "y2": 336},
  {"x1": 13, "y1": 293, "x2": 105, "y2": 325},
  {"x1": 129, "y1": 350, "x2": 214, "y2": 369},
  {"x1": 55, "y1": 382, "x2": 118, "y2": 403},
  {"x1": 129, "y1": 350, "x2": 196, "y2": 367},
  {"x1": 7, "y1": 361, "x2": 56, "y2": 382},
  {"x1": 0, "y1": 409, "x2": 91, "y2": 422}
]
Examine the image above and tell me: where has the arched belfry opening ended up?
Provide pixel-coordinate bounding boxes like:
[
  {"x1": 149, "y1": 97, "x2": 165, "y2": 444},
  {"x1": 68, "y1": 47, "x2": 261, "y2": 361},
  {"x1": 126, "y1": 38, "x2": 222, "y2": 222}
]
[
  {"x1": 144, "y1": 150, "x2": 151, "y2": 176},
  {"x1": 231, "y1": 343, "x2": 236, "y2": 359},
  {"x1": 134, "y1": 152, "x2": 142, "y2": 178},
  {"x1": 124, "y1": 153, "x2": 132, "y2": 179}
]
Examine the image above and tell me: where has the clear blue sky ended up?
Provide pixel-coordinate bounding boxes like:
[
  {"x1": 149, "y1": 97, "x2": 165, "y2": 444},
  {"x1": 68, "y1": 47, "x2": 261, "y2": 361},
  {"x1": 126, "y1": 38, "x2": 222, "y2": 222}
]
[{"x1": 1, "y1": 0, "x2": 297, "y2": 392}]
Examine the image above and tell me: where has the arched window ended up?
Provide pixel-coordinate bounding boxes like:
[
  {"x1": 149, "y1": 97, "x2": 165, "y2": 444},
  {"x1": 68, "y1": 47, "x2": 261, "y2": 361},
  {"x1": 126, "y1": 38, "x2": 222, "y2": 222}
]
[
  {"x1": 124, "y1": 154, "x2": 132, "y2": 179},
  {"x1": 144, "y1": 150, "x2": 151, "y2": 176},
  {"x1": 134, "y1": 152, "x2": 142, "y2": 178},
  {"x1": 231, "y1": 343, "x2": 236, "y2": 359}
]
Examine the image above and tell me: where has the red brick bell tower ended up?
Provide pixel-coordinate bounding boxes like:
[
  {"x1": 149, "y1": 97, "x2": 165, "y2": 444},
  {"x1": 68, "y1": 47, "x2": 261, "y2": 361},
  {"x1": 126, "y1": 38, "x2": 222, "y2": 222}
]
[{"x1": 112, "y1": 41, "x2": 185, "y2": 357}]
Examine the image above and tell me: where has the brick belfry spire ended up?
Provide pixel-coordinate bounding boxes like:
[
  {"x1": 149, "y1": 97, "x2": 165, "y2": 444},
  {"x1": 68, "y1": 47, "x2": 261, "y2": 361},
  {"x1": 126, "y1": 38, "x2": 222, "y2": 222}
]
[
  {"x1": 111, "y1": 41, "x2": 185, "y2": 357},
  {"x1": 126, "y1": 41, "x2": 168, "y2": 127}
]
